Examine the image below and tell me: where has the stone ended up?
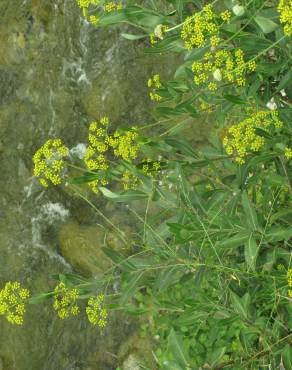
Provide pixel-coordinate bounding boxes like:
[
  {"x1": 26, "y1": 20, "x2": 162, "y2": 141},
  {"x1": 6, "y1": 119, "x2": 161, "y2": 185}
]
[
  {"x1": 58, "y1": 222, "x2": 112, "y2": 276},
  {"x1": 122, "y1": 354, "x2": 141, "y2": 370},
  {"x1": 118, "y1": 333, "x2": 156, "y2": 370}
]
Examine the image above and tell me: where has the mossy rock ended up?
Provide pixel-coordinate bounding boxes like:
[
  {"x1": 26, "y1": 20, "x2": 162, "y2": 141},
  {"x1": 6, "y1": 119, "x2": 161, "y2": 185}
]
[
  {"x1": 118, "y1": 333, "x2": 157, "y2": 370},
  {"x1": 58, "y1": 222, "x2": 112, "y2": 276}
]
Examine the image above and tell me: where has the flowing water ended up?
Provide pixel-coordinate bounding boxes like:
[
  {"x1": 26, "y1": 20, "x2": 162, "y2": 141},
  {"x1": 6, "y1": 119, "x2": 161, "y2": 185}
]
[{"x1": 0, "y1": 1, "x2": 209, "y2": 369}]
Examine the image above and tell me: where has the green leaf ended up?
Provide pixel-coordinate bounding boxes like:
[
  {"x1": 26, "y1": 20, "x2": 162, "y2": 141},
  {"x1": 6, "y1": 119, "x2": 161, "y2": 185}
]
[
  {"x1": 69, "y1": 172, "x2": 100, "y2": 185},
  {"x1": 223, "y1": 94, "x2": 246, "y2": 104},
  {"x1": 102, "y1": 247, "x2": 136, "y2": 272},
  {"x1": 144, "y1": 34, "x2": 183, "y2": 53},
  {"x1": 230, "y1": 290, "x2": 249, "y2": 320},
  {"x1": 270, "y1": 208, "x2": 292, "y2": 223},
  {"x1": 175, "y1": 0, "x2": 184, "y2": 20},
  {"x1": 168, "y1": 328, "x2": 190, "y2": 368},
  {"x1": 217, "y1": 232, "x2": 249, "y2": 249},
  {"x1": 121, "y1": 33, "x2": 146, "y2": 40},
  {"x1": 208, "y1": 347, "x2": 226, "y2": 367},
  {"x1": 29, "y1": 292, "x2": 54, "y2": 304},
  {"x1": 237, "y1": 34, "x2": 271, "y2": 53},
  {"x1": 242, "y1": 191, "x2": 260, "y2": 231},
  {"x1": 264, "y1": 226, "x2": 292, "y2": 242},
  {"x1": 282, "y1": 344, "x2": 292, "y2": 370},
  {"x1": 254, "y1": 15, "x2": 278, "y2": 34},
  {"x1": 244, "y1": 233, "x2": 259, "y2": 271},
  {"x1": 99, "y1": 187, "x2": 148, "y2": 202},
  {"x1": 120, "y1": 272, "x2": 144, "y2": 304},
  {"x1": 164, "y1": 137, "x2": 198, "y2": 158},
  {"x1": 154, "y1": 266, "x2": 184, "y2": 293}
]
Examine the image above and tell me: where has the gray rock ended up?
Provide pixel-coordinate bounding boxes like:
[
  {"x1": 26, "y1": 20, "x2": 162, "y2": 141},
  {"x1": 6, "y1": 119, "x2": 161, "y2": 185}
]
[{"x1": 122, "y1": 354, "x2": 141, "y2": 370}]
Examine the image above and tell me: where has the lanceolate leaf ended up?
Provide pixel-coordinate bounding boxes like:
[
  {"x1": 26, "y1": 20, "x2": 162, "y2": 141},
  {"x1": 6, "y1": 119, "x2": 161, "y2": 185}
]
[
  {"x1": 168, "y1": 329, "x2": 190, "y2": 368},
  {"x1": 282, "y1": 344, "x2": 292, "y2": 370},
  {"x1": 264, "y1": 226, "x2": 292, "y2": 242},
  {"x1": 99, "y1": 187, "x2": 148, "y2": 202},
  {"x1": 254, "y1": 15, "x2": 279, "y2": 34},
  {"x1": 217, "y1": 231, "x2": 249, "y2": 249},
  {"x1": 244, "y1": 233, "x2": 259, "y2": 271},
  {"x1": 242, "y1": 191, "x2": 260, "y2": 231},
  {"x1": 102, "y1": 247, "x2": 136, "y2": 272},
  {"x1": 120, "y1": 271, "x2": 144, "y2": 304},
  {"x1": 121, "y1": 33, "x2": 146, "y2": 40},
  {"x1": 230, "y1": 291, "x2": 249, "y2": 320}
]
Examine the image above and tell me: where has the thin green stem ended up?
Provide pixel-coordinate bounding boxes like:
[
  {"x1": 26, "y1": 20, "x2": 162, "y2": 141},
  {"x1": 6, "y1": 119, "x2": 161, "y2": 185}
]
[{"x1": 69, "y1": 184, "x2": 128, "y2": 245}]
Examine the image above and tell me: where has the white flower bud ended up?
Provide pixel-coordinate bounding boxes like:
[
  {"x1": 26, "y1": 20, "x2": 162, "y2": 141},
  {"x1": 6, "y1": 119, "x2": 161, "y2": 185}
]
[
  {"x1": 232, "y1": 4, "x2": 245, "y2": 16},
  {"x1": 154, "y1": 24, "x2": 164, "y2": 39},
  {"x1": 266, "y1": 97, "x2": 277, "y2": 111},
  {"x1": 213, "y1": 69, "x2": 222, "y2": 81}
]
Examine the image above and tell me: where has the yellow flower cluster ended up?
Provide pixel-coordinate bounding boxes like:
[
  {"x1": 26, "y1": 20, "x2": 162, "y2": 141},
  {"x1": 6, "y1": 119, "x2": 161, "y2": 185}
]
[
  {"x1": 220, "y1": 10, "x2": 232, "y2": 23},
  {"x1": 89, "y1": 15, "x2": 100, "y2": 25},
  {"x1": 288, "y1": 268, "x2": 292, "y2": 298},
  {"x1": 84, "y1": 117, "x2": 110, "y2": 193},
  {"x1": 76, "y1": 0, "x2": 100, "y2": 16},
  {"x1": 223, "y1": 111, "x2": 283, "y2": 164},
  {"x1": 141, "y1": 159, "x2": 161, "y2": 177},
  {"x1": 192, "y1": 48, "x2": 256, "y2": 91},
  {"x1": 148, "y1": 74, "x2": 162, "y2": 101},
  {"x1": 104, "y1": 1, "x2": 122, "y2": 12},
  {"x1": 122, "y1": 170, "x2": 139, "y2": 190},
  {"x1": 53, "y1": 282, "x2": 80, "y2": 319},
  {"x1": 86, "y1": 294, "x2": 108, "y2": 327},
  {"x1": 84, "y1": 117, "x2": 140, "y2": 193},
  {"x1": 284, "y1": 147, "x2": 292, "y2": 159},
  {"x1": 278, "y1": 0, "x2": 292, "y2": 36},
  {"x1": 33, "y1": 139, "x2": 69, "y2": 188},
  {"x1": 200, "y1": 101, "x2": 214, "y2": 113},
  {"x1": 181, "y1": 4, "x2": 222, "y2": 50},
  {"x1": 0, "y1": 281, "x2": 30, "y2": 325}
]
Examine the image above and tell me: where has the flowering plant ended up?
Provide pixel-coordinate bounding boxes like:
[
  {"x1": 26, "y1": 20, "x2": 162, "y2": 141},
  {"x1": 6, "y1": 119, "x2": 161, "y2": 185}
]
[{"x1": 2, "y1": 1, "x2": 291, "y2": 369}]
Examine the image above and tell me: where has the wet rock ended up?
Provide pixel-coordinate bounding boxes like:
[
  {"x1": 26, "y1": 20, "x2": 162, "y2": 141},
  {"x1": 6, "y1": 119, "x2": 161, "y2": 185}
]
[
  {"x1": 122, "y1": 354, "x2": 141, "y2": 370},
  {"x1": 58, "y1": 222, "x2": 112, "y2": 276},
  {"x1": 118, "y1": 333, "x2": 156, "y2": 370}
]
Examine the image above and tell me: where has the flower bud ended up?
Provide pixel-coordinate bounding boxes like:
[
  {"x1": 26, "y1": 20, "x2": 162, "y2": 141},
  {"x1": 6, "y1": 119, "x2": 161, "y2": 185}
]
[
  {"x1": 232, "y1": 5, "x2": 245, "y2": 16},
  {"x1": 154, "y1": 24, "x2": 164, "y2": 40},
  {"x1": 213, "y1": 69, "x2": 222, "y2": 81}
]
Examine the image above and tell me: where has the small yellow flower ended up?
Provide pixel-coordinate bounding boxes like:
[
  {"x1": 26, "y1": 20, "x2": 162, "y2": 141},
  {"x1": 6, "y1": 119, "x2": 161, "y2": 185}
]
[
  {"x1": 220, "y1": 10, "x2": 232, "y2": 23},
  {"x1": 181, "y1": 5, "x2": 219, "y2": 50},
  {"x1": 0, "y1": 281, "x2": 30, "y2": 325},
  {"x1": 223, "y1": 110, "x2": 284, "y2": 163},
  {"x1": 89, "y1": 15, "x2": 99, "y2": 25},
  {"x1": 33, "y1": 139, "x2": 69, "y2": 187},
  {"x1": 53, "y1": 282, "x2": 80, "y2": 320},
  {"x1": 278, "y1": 0, "x2": 292, "y2": 36},
  {"x1": 192, "y1": 48, "x2": 255, "y2": 91},
  {"x1": 148, "y1": 75, "x2": 162, "y2": 101},
  {"x1": 284, "y1": 147, "x2": 292, "y2": 159},
  {"x1": 210, "y1": 35, "x2": 221, "y2": 47},
  {"x1": 84, "y1": 118, "x2": 142, "y2": 193},
  {"x1": 86, "y1": 294, "x2": 108, "y2": 327},
  {"x1": 104, "y1": 1, "x2": 122, "y2": 12}
]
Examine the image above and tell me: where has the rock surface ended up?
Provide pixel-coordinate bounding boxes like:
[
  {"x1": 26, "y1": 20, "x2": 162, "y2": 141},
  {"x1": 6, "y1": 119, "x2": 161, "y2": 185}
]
[{"x1": 58, "y1": 222, "x2": 112, "y2": 276}]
